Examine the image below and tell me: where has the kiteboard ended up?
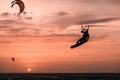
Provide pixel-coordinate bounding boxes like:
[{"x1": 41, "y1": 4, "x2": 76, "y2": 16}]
[{"x1": 70, "y1": 42, "x2": 84, "y2": 49}]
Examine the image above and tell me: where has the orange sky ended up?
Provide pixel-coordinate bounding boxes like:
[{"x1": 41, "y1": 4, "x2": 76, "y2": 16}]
[{"x1": 0, "y1": 0, "x2": 120, "y2": 73}]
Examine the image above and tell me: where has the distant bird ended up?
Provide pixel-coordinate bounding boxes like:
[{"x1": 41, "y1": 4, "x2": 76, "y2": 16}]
[{"x1": 11, "y1": 57, "x2": 15, "y2": 62}]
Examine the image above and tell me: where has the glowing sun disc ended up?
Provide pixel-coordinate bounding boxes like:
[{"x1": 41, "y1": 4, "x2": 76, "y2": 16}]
[{"x1": 27, "y1": 68, "x2": 31, "y2": 72}]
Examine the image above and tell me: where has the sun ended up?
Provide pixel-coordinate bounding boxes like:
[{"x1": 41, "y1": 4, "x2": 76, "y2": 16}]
[{"x1": 27, "y1": 68, "x2": 31, "y2": 72}]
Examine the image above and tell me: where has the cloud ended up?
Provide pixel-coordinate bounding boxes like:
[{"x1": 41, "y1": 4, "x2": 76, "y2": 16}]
[
  {"x1": 78, "y1": 0, "x2": 120, "y2": 5},
  {"x1": 0, "y1": 19, "x2": 14, "y2": 24},
  {"x1": 9, "y1": 28, "x2": 27, "y2": 34},
  {"x1": 1, "y1": 12, "x2": 11, "y2": 17},
  {"x1": 56, "y1": 11, "x2": 70, "y2": 16},
  {"x1": 41, "y1": 13, "x2": 82, "y2": 30},
  {"x1": 0, "y1": 25, "x2": 11, "y2": 29},
  {"x1": 105, "y1": 0, "x2": 120, "y2": 5},
  {"x1": 80, "y1": 18, "x2": 120, "y2": 24},
  {"x1": 42, "y1": 11, "x2": 120, "y2": 31},
  {"x1": 25, "y1": 17, "x2": 32, "y2": 20},
  {"x1": 0, "y1": 18, "x2": 35, "y2": 36},
  {"x1": 0, "y1": 12, "x2": 33, "y2": 21},
  {"x1": 0, "y1": 19, "x2": 33, "y2": 26},
  {"x1": 0, "y1": 10, "x2": 119, "y2": 37},
  {"x1": 0, "y1": 40, "x2": 12, "y2": 44}
]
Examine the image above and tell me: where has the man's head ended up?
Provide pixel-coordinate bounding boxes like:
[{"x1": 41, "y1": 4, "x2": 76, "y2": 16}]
[{"x1": 81, "y1": 25, "x2": 89, "y2": 33}]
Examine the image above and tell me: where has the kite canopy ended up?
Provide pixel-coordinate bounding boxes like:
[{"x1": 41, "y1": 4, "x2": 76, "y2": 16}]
[{"x1": 11, "y1": 0, "x2": 25, "y2": 15}]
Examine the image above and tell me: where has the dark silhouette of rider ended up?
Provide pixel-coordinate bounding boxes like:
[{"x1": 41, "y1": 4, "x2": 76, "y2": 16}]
[
  {"x1": 77, "y1": 26, "x2": 89, "y2": 44},
  {"x1": 71, "y1": 25, "x2": 89, "y2": 49}
]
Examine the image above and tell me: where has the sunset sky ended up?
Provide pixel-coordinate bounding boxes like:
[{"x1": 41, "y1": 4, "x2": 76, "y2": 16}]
[{"x1": 0, "y1": 0, "x2": 120, "y2": 73}]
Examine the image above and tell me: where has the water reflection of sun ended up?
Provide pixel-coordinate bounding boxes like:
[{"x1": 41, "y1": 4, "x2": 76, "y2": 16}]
[{"x1": 27, "y1": 68, "x2": 31, "y2": 72}]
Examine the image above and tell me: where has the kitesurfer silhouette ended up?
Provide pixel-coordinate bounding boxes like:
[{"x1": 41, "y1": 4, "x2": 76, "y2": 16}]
[
  {"x1": 71, "y1": 25, "x2": 89, "y2": 49},
  {"x1": 11, "y1": 57, "x2": 15, "y2": 62}
]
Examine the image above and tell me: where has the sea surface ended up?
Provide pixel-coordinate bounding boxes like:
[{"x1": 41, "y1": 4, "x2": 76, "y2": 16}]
[{"x1": 0, "y1": 73, "x2": 120, "y2": 80}]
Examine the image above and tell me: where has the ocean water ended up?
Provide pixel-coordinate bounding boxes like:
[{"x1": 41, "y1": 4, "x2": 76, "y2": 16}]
[{"x1": 0, "y1": 73, "x2": 120, "y2": 80}]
